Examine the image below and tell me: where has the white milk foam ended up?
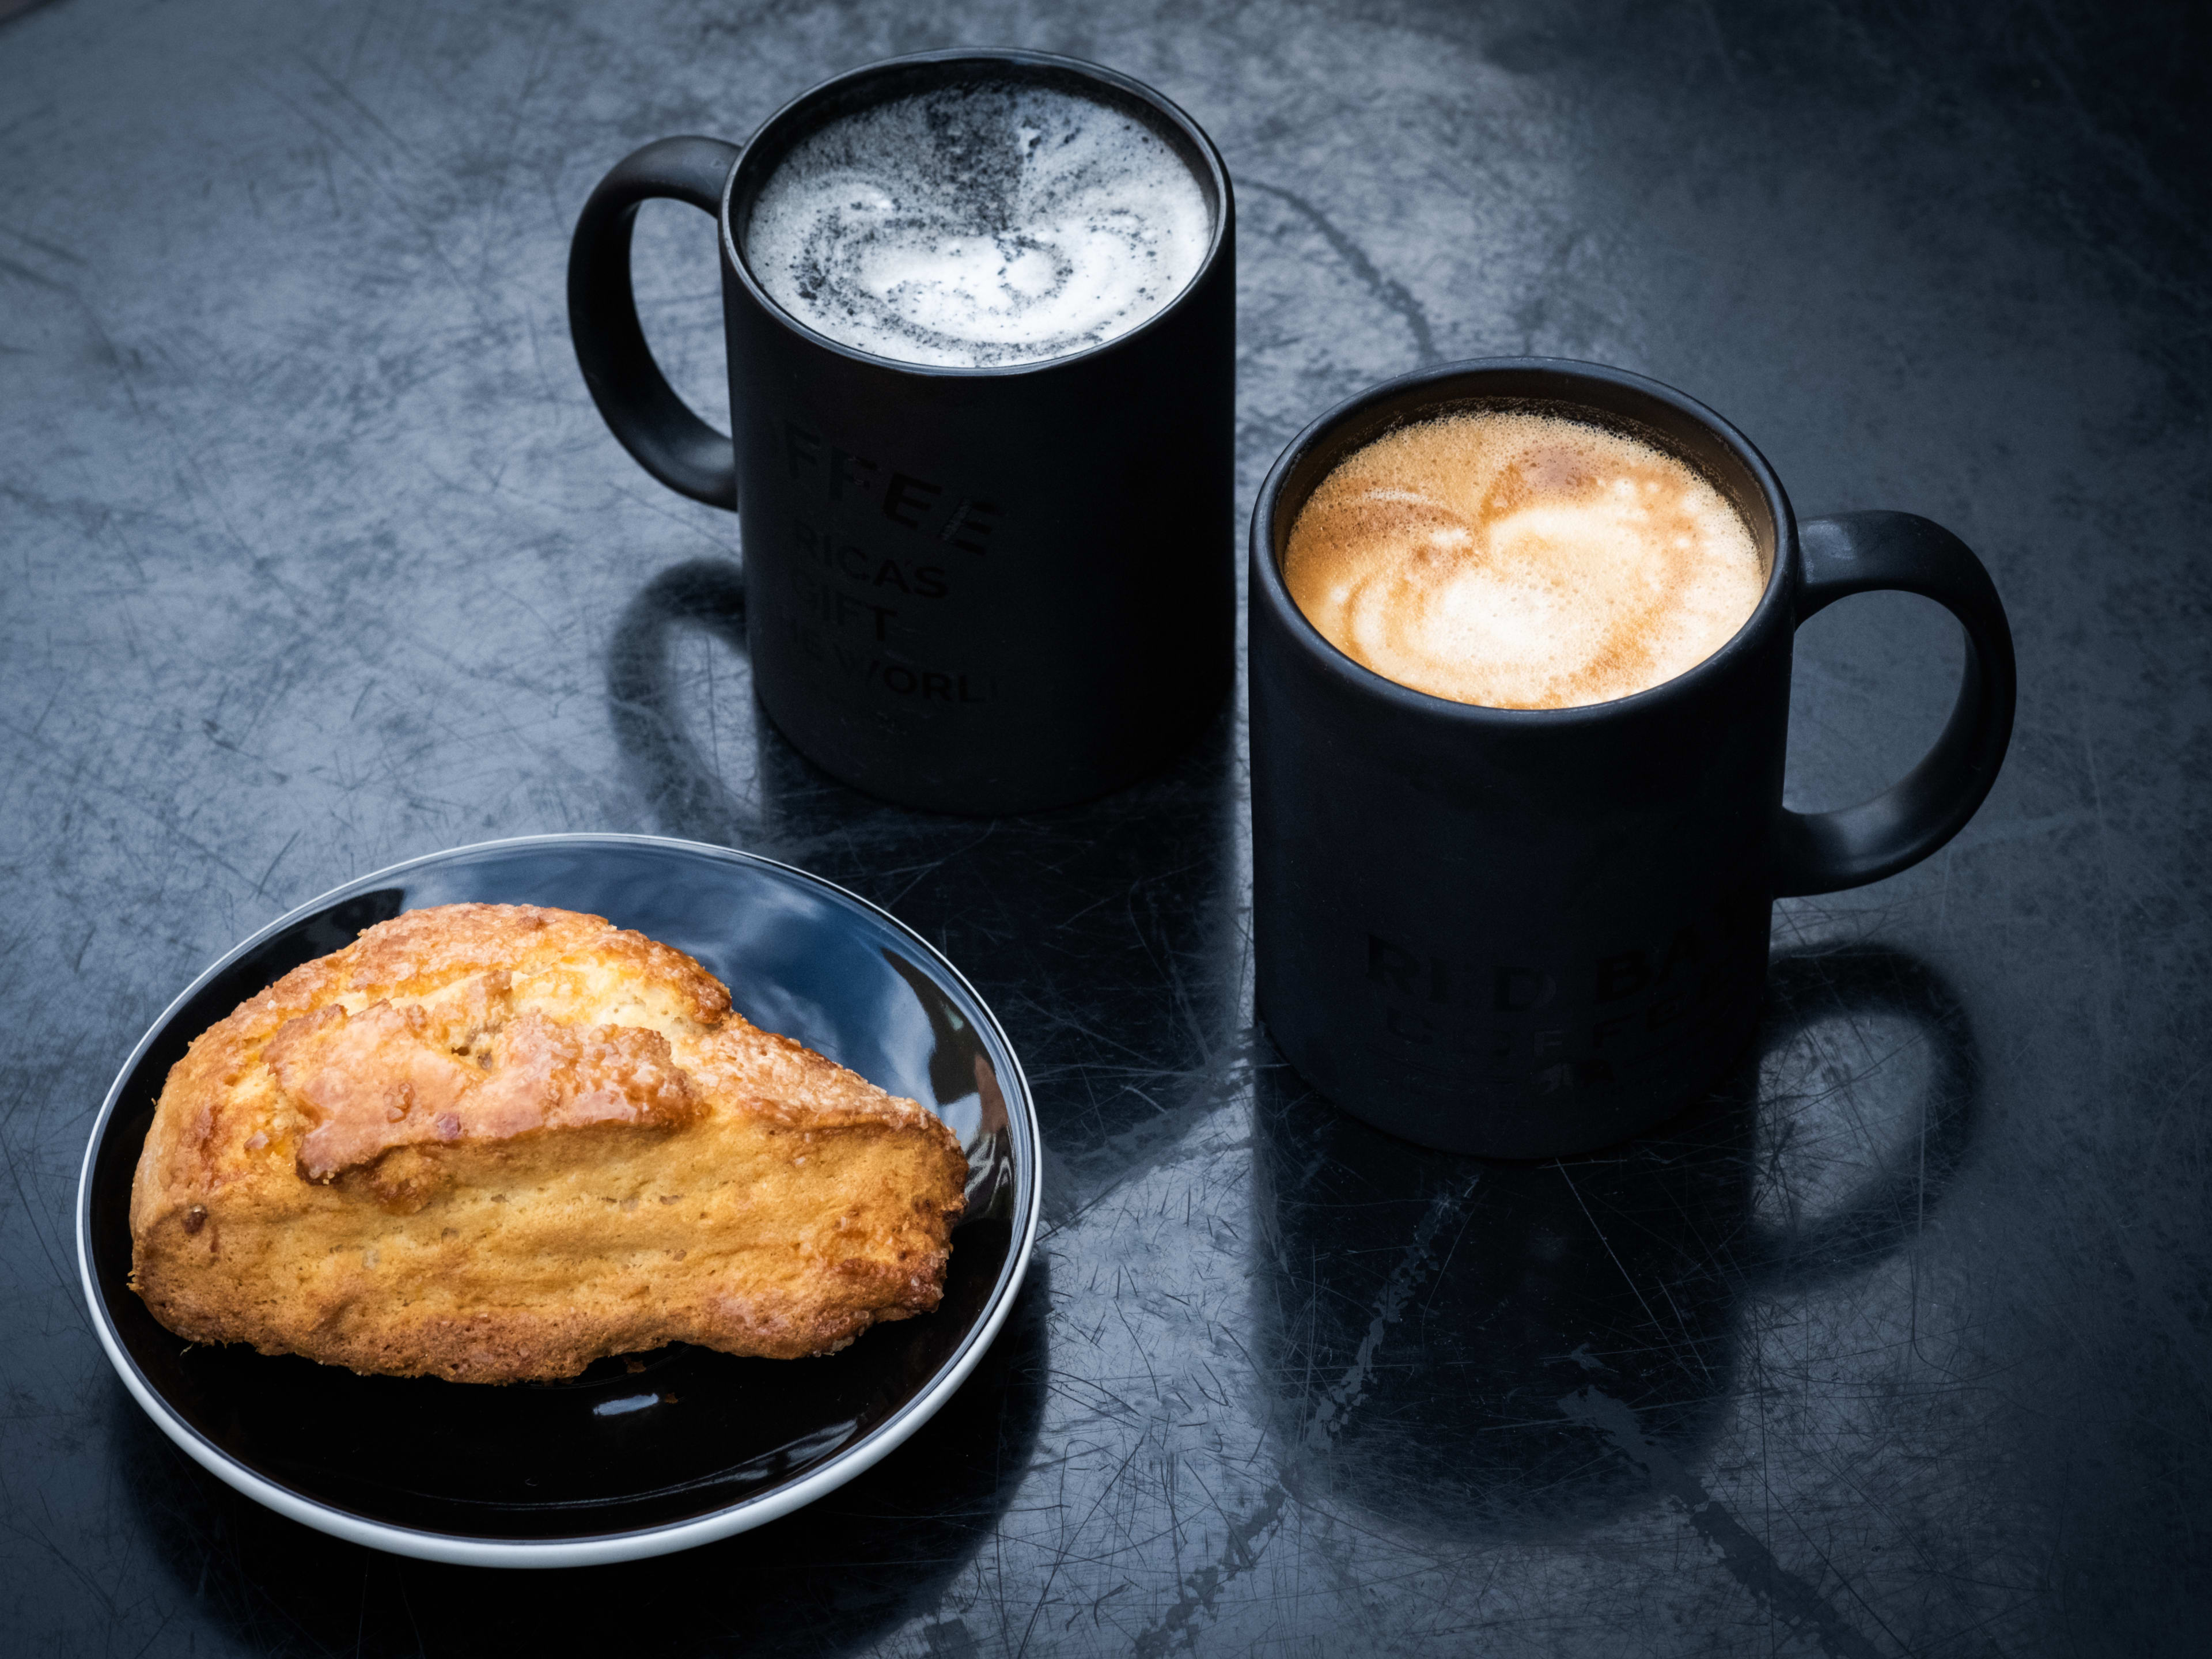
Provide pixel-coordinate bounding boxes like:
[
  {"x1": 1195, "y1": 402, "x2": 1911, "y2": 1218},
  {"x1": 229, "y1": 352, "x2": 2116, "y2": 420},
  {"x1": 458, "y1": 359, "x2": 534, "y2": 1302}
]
[
  {"x1": 744, "y1": 81, "x2": 1212, "y2": 368},
  {"x1": 1283, "y1": 411, "x2": 1767, "y2": 709}
]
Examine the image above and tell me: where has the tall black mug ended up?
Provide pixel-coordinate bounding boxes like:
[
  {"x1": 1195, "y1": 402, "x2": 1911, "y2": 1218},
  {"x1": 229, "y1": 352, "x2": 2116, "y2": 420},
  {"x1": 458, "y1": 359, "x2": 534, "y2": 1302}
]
[
  {"x1": 569, "y1": 51, "x2": 1235, "y2": 814},
  {"x1": 1250, "y1": 360, "x2": 2017, "y2": 1157}
]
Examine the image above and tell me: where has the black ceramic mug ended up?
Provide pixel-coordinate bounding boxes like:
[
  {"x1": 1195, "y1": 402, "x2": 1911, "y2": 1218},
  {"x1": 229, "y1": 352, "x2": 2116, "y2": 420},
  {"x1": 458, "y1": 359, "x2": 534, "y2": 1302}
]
[
  {"x1": 569, "y1": 50, "x2": 1235, "y2": 815},
  {"x1": 1249, "y1": 358, "x2": 2016, "y2": 1157}
]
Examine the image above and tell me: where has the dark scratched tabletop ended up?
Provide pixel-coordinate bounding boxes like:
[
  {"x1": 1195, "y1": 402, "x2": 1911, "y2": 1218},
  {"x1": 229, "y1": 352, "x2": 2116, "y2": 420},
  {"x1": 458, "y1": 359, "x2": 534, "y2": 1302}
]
[{"x1": 5, "y1": 1, "x2": 2209, "y2": 1654}]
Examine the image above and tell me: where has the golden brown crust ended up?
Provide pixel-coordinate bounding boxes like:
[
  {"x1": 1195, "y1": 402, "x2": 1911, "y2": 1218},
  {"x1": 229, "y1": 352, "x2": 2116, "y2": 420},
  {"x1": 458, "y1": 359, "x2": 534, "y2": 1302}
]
[{"x1": 128, "y1": 903, "x2": 966, "y2": 1382}]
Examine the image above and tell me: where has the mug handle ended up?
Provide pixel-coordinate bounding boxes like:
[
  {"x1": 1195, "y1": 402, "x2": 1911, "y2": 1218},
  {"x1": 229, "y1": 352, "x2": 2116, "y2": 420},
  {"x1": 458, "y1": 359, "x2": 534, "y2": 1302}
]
[
  {"x1": 1772, "y1": 512, "x2": 2018, "y2": 896},
  {"x1": 567, "y1": 136, "x2": 744, "y2": 510}
]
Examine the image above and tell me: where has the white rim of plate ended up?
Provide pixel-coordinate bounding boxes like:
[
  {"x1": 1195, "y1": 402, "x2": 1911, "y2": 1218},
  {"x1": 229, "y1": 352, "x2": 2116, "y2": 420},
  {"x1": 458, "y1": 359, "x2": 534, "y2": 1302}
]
[{"x1": 74, "y1": 832, "x2": 1043, "y2": 1568}]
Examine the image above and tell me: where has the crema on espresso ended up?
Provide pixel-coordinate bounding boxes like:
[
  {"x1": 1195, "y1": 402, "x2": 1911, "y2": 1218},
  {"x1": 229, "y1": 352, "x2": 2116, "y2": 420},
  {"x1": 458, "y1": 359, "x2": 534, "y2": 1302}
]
[
  {"x1": 744, "y1": 80, "x2": 1211, "y2": 368},
  {"x1": 1283, "y1": 410, "x2": 1766, "y2": 709}
]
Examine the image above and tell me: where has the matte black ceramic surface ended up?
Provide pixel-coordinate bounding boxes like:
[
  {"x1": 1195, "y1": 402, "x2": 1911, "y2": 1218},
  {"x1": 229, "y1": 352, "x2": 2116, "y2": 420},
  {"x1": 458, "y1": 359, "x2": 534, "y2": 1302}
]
[
  {"x1": 7, "y1": 0, "x2": 2210, "y2": 1652},
  {"x1": 77, "y1": 836, "x2": 1039, "y2": 1562},
  {"x1": 1249, "y1": 359, "x2": 2015, "y2": 1155},
  {"x1": 569, "y1": 50, "x2": 1236, "y2": 815}
]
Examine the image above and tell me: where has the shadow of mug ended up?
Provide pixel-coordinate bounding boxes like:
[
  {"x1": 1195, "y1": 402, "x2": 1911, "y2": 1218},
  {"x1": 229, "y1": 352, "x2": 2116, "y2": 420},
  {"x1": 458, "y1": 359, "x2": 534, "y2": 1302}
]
[
  {"x1": 608, "y1": 558, "x2": 776, "y2": 847},
  {"x1": 1251, "y1": 945, "x2": 1980, "y2": 1543},
  {"x1": 120, "y1": 1256, "x2": 1052, "y2": 1655},
  {"x1": 606, "y1": 558, "x2": 1245, "y2": 1187}
]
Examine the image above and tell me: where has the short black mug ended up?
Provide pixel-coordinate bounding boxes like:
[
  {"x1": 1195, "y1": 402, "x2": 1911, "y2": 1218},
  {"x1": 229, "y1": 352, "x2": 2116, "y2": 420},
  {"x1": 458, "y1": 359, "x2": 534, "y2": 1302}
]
[
  {"x1": 1249, "y1": 359, "x2": 2017, "y2": 1157},
  {"x1": 569, "y1": 50, "x2": 1235, "y2": 814}
]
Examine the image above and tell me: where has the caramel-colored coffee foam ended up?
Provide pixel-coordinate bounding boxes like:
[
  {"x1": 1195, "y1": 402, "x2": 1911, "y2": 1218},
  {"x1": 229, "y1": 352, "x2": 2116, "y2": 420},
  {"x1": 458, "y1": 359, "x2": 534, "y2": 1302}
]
[{"x1": 1283, "y1": 410, "x2": 1766, "y2": 709}]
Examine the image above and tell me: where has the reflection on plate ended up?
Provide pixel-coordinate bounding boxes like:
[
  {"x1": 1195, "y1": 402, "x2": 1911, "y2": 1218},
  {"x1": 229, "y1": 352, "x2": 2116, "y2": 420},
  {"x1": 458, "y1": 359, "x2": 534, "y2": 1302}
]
[{"x1": 76, "y1": 835, "x2": 1040, "y2": 1567}]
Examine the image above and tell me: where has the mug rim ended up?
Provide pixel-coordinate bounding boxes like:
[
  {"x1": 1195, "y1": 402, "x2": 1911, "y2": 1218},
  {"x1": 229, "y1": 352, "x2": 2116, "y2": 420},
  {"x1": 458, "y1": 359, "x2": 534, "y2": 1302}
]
[
  {"x1": 715, "y1": 47, "x2": 1235, "y2": 380},
  {"x1": 1249, "y1": 357, "x2": 1800, "y2": 726}
]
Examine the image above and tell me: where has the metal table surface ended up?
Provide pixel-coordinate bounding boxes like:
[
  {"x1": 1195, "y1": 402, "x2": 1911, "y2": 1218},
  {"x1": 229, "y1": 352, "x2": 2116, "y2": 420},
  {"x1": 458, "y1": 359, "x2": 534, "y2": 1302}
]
[{"x1": 3, "y1": 1, "x2": 2206, "y2": 1653}]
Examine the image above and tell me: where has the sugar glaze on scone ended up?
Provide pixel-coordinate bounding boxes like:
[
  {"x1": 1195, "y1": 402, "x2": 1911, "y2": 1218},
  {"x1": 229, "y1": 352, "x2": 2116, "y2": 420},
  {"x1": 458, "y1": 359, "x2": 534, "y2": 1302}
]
[{"x1": 128, "y1": 904, "x2": 968, "y2": 1383}]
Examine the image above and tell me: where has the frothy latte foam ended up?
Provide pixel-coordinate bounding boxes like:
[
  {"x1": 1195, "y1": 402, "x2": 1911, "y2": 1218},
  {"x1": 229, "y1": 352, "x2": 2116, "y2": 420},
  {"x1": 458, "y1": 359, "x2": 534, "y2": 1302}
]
[
  {"x1": 1283, "y1": 410, "x2": 1766, "y2": 709},
  {"x1": 745, "y1": 81, "x2": 1211, "y2": 369}
]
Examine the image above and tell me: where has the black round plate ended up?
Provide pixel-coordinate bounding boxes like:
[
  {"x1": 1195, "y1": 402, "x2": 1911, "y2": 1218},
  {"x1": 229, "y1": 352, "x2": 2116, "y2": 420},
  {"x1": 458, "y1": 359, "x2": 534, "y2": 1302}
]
[{"x1": 75, "y1": 835, "x2": 1040, "y2": 1566}]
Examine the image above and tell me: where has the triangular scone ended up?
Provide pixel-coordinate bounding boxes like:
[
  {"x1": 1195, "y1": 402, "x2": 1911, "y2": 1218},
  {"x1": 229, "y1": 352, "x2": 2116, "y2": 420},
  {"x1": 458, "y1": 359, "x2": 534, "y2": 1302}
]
[{"x1": 128, "y1": 904, "x2": 968, "y2": 1383}]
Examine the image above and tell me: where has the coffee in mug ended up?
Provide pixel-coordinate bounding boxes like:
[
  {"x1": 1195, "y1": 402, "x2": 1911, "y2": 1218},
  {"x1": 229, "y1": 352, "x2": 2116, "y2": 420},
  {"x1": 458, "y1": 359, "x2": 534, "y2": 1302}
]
[
  {"x1": 1282, "y1": 410, "x2": 1766, "y2": 709},
  {"x1": 569, "y1": 51, "x2": 1235, "y2": 816},
  {"x1": 1249, "y1": 359, "x2": 2017, "y2": 1158},
  {"x1": 745, "y1": 81, "x2": 1213, "y2": 369}
]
